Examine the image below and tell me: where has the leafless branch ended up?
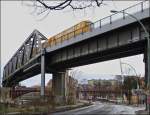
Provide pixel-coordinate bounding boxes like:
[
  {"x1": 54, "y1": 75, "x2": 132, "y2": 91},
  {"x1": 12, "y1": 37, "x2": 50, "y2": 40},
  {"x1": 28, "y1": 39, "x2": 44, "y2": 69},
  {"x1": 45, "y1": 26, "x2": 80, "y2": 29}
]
[
  {"x1": 22, "y1": 0, "x2": 104, "y2": 20},
  {"x1": 35, "y1": 0, "x2": 103, "y2": 10}
]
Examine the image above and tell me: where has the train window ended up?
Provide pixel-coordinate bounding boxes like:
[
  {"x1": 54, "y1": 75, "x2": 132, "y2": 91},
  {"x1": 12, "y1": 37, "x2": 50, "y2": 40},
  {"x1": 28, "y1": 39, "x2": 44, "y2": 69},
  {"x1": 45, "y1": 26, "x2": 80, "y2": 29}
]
[
  {"x1": 44, "y1": 21, "x2": 92, "y2": 47},
  {"x1": 76, "y1": 24, "x2": 80, "y2": 29},
  {"x1": 82, "y1": 22, "x2": 85, "y2": 27}
]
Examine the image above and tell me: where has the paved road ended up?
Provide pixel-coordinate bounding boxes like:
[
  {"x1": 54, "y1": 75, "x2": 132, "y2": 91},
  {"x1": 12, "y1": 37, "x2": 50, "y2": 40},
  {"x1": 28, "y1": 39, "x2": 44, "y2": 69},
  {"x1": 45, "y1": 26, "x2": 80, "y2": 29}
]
[{"x1": 52, "y1": 102, "x2": 145, "y2": 115}]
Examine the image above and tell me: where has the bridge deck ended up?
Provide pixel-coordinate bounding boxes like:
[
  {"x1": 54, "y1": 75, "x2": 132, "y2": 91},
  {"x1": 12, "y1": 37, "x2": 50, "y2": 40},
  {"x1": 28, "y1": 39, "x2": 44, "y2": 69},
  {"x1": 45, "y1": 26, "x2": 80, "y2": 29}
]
[{"x1": 46, "y1": 7, "x2": 149, "y2": 53}]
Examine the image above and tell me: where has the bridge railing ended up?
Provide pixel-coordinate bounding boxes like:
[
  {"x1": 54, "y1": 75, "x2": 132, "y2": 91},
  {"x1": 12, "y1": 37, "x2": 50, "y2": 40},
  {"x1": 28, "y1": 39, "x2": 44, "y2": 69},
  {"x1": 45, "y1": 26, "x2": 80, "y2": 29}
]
[
  {"x1": 93, "y1": 1, "x2": 149, "y2": 28},
  {"x1": 49, "y1": 1, "x2": 149, "y2": 47}
]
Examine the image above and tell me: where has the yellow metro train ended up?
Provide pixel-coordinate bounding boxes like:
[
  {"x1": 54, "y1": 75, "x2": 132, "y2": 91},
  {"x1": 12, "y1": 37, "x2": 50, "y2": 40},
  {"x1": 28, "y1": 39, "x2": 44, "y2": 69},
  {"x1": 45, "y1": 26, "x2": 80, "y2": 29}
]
[{"x1": 42, "y1": 20, "x2": 92, "y2": 48}]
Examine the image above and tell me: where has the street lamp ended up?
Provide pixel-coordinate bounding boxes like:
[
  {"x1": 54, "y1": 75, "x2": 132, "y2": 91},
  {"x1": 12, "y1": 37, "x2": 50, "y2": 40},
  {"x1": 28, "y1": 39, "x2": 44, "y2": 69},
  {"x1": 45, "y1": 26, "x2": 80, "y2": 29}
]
[
  {"x1": 121, "y1": 62, "x2": 139, "y2": 89},
  {"x1": 110, "y1": 10, "x2": 149, "y2": 37},
  {"x1": 111, "y1": 9, "x2": 150, "y2": 111},
  {"x1": 119, "y1": 59, "x2": 124, "y2": 103},
  {"x1": 120, "y1": 59, "x2": 139, "y2": 104}
]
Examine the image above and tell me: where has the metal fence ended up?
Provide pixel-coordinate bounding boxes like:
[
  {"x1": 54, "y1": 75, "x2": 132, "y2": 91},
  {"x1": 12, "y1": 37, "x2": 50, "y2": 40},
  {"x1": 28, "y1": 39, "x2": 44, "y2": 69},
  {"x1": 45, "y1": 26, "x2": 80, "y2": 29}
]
[
  {"x1": 91, "y1": 1, "x2": 149, "y2": 29},
  {"x1": 52, "y1": 1, "x2": 149, "y2": 47}
]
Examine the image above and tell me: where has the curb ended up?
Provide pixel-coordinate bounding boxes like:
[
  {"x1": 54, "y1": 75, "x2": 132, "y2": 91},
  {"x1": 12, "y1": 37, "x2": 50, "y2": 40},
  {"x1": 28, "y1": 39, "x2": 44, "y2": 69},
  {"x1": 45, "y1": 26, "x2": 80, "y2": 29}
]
[{"x1": 135, "y1": 110, "x2": 149, "y2": 115}]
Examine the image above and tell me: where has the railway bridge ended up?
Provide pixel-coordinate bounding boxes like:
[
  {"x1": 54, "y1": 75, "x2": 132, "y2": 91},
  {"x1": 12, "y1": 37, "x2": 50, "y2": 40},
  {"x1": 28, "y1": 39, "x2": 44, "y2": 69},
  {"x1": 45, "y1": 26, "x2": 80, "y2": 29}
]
[{"x1": 2, "y1": 1, "x2": 150, "y2": 104}]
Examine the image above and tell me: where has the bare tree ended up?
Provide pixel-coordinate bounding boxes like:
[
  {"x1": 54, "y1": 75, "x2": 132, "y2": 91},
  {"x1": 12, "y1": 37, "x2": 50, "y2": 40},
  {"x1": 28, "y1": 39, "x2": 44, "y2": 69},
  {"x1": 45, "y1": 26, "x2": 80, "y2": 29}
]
[
  {"x1": 70, "y1": 69, "x2": 83, "y2": 80},
  {"x1": 22, "y1": 0, "x2": 104, "y2": 20}
]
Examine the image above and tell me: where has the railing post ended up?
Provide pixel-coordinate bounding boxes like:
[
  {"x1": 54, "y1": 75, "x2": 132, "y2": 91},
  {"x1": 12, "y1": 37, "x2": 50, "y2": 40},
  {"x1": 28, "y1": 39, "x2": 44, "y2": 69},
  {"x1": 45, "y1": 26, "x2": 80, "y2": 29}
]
[
  {"x1": 99, "y1": 20, "x2": 101, "y2": 28},
  {"x1": 110, "y1": 16, "x2": 112, "y2": 24},
  {"x1": 141, "y1": 2, "x2": 143, "y2": 12},
  {"x1": 123, "y1": 10, "x2": 125, "y2": 19}
]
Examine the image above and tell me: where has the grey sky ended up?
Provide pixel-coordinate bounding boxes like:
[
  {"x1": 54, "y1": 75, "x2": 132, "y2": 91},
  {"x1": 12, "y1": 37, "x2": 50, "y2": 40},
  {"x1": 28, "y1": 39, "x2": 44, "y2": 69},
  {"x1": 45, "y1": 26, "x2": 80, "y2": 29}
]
[{"x1": 1, "y1": 1, "x2": 145, "y2": 87}]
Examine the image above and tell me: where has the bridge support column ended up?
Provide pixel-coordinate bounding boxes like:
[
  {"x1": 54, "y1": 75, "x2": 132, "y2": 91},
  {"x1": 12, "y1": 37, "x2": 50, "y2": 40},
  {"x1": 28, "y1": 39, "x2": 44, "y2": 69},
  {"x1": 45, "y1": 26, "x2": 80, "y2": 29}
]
[
  {"x1": 40, "y1": 49, "x2": 45, "y2": 97},
  {"x1": 144, "y1": 42, "x2": 150, "y2": 112},
  {"x1": 52, "y1": 70, "x2": 68, "y2": 105},
  {"x1": 144, "y1": 50, "x2": 148, "y2": 110},
  {"x1": 148, "y1": 38, "x2": 150, "y2": 114}
]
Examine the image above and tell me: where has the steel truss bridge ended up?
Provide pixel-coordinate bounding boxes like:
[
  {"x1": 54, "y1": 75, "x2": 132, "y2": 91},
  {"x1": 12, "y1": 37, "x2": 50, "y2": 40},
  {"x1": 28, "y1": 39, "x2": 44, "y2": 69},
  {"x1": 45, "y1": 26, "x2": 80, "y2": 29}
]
[{"x1": 3, "y1": 1, "x2": 150, "y2": 92}]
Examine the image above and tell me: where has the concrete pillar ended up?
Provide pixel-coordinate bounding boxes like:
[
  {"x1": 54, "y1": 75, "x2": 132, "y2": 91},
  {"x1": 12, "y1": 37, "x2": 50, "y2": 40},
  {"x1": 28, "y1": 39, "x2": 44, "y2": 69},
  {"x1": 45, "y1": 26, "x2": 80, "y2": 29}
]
[
  {"x1": 147, "y1": 45, "x2": 150, "y2": 114},
  {"x1": 41, "y1": 49, "x2": 45, "y2": 97},
  {"x1": 144, "y1": 49, "x2": 148, "y2": 110},
  {"x1": 144, "y1": 45, "x2": 150, "y2": 112},
  {"x1": 52, "y1": 70, "x2": 68, "y2": 105},
  {"x1": 148, "y1": 41, "x2": 150, "y2": 114}
]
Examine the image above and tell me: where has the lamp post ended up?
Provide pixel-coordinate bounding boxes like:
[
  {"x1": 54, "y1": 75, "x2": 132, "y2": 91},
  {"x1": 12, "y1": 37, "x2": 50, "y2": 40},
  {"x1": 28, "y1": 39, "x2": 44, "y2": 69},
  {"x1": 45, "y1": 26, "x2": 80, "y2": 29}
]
[
  {"x1": 119, "y1": 59, "x2": 124, "y2": 103},
  {"x1": 111, "y1": 9, "x2": 150, "y2": 112},
  {"x1": 120, "y1": 59, "x2": 139, "y2": 104},
  {"x1": 121, "y1": 62, "x2": 139, "y2": 89}
]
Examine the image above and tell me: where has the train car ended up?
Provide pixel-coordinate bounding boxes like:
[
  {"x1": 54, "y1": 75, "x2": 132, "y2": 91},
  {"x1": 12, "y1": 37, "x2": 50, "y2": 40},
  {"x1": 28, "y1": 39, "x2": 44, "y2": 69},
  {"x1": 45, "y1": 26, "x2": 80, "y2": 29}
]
[
  {"x1": 74, "y1": 21, "x2": 92, "y2": 37},
  {"x1": 45, "y1": 20, "x2": 92, "y2": 48}
]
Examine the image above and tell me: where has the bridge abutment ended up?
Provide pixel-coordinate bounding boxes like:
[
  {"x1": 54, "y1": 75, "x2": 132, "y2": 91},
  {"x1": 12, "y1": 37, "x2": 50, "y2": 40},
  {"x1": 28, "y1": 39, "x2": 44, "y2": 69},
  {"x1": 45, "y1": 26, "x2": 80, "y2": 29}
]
[{"x1": 52, "y1": 70, "x2": 68, "y2": 105}]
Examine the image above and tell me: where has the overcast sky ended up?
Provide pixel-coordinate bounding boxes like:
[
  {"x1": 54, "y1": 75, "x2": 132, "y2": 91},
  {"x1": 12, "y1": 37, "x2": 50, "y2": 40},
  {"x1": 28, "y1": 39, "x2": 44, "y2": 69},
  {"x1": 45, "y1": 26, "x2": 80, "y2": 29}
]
[{"x1": 1, "y1": 1, "x2": 146, "y2": 87}]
